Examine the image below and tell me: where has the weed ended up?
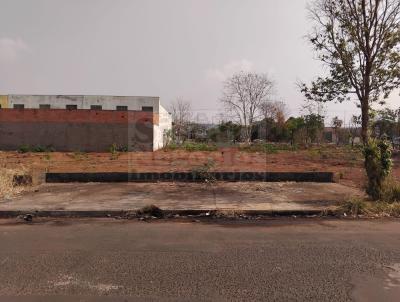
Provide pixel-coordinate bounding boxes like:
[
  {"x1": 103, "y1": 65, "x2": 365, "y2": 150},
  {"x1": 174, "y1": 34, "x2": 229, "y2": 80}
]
[
  {"x1": 71, "y1": 151, "x2": 88, "y2": 160},
  {"x1": 192, "y1": 159, "x2": 216, "y2": 183},
  {"x1": 339, "y1": 197, "x2": 367, "y2": 216},
  {"x1": 109, "y1": 143, "x2": 119, "y2": 160},
  {"x1": 379, "y1": 178, "x2": 400, "y2": 203},
  {"x1": 18, "y1": 145, "x2": 30, "y2": 153},
  {"x1": 109, "y1": 143, "x2": 128, "y2": 160},
  {"x1": 338, "y1": 197, "x2": 400, "y2": 217},
  {"x1": 136, "y1": 205, "x2": 164, "y2": 218}
]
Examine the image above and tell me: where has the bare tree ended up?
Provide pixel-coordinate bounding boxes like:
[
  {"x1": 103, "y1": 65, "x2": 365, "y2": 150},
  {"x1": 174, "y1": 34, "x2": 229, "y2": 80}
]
[
  {"x1": 169, "y1": 99, "x2": 193, "y2": 143},
  {"x1": 261, "y1": 101, "x2": 289, "y2": 124},
  {"x1": 301, "y1": 0, "x2": 400, "y2": 143},
  {"x1": 220, "y1": 72, "x2": 274, "y2": 142}
]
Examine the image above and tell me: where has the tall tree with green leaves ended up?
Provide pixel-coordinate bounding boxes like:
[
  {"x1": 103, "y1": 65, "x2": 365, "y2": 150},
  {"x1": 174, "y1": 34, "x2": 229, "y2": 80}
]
[{"x1": 301, "y1": 0, "x2": 400, "y2": 143}]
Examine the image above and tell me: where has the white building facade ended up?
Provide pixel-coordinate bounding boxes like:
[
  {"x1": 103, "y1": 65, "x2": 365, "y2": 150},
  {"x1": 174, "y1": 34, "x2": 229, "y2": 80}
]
[{"x1": 1, "y1": 95, "x2": 172, "y2": 151}]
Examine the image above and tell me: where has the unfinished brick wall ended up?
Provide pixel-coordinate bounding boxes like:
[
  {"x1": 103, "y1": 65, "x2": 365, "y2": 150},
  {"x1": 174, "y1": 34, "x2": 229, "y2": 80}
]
[{"x1": 0, "y1": 109, "x2": 154, "y2": 152}]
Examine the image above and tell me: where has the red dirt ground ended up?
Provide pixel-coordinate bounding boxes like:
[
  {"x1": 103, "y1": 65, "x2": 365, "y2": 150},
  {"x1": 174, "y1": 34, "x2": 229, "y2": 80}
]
[{"x1": 1, "y1": 147, "x2": 399, "y2": 189}]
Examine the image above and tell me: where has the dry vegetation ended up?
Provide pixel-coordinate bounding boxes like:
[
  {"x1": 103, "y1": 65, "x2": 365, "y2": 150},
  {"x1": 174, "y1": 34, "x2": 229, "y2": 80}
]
[
  {"x1": 0, "y1": 145, "x2": 399, "y2": 190},
  {"x1": 0, "y1": 166, "x2": 32, "y2": 199},
  {"x1": 339, "y1": 198, "x2": 400, "y2": 218}
]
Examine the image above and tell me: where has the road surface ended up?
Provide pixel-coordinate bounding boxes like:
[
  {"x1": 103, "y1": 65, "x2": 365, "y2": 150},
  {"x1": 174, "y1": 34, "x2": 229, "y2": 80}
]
[{"x1": 0, "y1": 218, "x2": 399, "y2": 301}]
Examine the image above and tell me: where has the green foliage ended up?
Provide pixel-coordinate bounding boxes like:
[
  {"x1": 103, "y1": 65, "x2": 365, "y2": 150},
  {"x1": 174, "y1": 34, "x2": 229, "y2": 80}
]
[
  {"x1": 286, "y1": 117, "x2": 305, "y2": 144},
  {"x1": 18, "y1": 145, "x2": 30, "y2": 153},
  {"x1": 303, "y1": 114, "x2": 324, "y2": 143},
  {"x1": 240, "y1": 143, "x2": 298, "y2": 154},
  {"x1": 363, "y1": 139, "x2": 393, "y2": 200},
  {"x1": 302, "y1": 1, "x2": 400, "y2": 106},
  {"x1": 182, "y1": 142, "x2": 217, "y2": 152},
  {"x1": 373, "y1": 108, "x2": 400, "y2": 139},
  {"x1": 208, "y1": 121, "x2": 242, "y2": 143},
  {"x1": 18, "y1": 145, "x2": 55, "y2": 153},
  {"x1": 109, "y1": 143, "x2": 128, "y2": 160},
  {"x1": 164, "y1": 142, "x2": 218, "y2": 152},
  {"x1": 192, "y1": 159, "x2": 216, "y2": 183}
]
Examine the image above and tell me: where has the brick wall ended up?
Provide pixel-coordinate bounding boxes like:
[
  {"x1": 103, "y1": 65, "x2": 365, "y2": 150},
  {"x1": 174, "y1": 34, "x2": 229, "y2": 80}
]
[{"x1": 0, "y1": 109, "x2": 154, "y2": 152}]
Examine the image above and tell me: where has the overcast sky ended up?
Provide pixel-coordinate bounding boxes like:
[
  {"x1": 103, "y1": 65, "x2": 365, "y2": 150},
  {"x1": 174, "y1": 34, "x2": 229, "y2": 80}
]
[{"x1": 0, "y1": 0, "x2": 398, "y2": 124}]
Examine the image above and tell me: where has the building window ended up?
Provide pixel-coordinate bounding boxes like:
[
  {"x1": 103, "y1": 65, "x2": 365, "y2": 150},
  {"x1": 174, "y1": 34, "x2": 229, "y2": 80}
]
[
  {"x1": 116, "y1": 106, "x2": 128, "y2": 111},
  {"x1": 39, "y1": 104, "x2": 51, "y2": 109},
  {"x1": 142, "y1": 106, "x2": 153, "y2": 112},
  {"x1": 90, "y1": 105, "x2": 102, "y2": 110},
  {"x1": 66, "y1": 105, "x2": 77, "y2": 110},
  {"x1": 13, "y1": 104, "x2": 24, "y2": 109}
]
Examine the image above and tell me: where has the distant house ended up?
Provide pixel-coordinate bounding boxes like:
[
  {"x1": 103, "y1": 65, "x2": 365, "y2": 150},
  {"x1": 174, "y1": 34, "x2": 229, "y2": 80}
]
[{"x1": 323, "y1": 127, "x2": 337, "y2": 143}]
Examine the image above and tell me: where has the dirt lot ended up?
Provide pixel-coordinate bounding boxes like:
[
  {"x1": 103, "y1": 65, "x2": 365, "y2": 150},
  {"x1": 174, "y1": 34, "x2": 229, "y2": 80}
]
[{"x1": 1, "y1": 146, "x2": 399, "y2": 189}]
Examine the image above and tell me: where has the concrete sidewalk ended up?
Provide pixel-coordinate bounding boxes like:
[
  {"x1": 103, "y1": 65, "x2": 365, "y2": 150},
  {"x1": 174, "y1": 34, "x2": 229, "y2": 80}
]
[{"x1": 0, "y1": 182, "x2": 362, "y2": 217}]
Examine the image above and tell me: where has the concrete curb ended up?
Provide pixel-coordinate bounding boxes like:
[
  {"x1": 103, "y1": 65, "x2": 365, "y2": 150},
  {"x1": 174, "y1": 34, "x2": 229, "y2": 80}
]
[
  {"x1": 0, "y1": 209, "x2": 337, "y2": 219},
  {"x1": 46, "y1": 172, "x2": 335, "y2": 183}
]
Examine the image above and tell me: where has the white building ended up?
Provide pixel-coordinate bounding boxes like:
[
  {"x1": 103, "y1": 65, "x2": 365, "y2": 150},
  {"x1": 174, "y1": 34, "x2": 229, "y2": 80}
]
[{"x1": 0, "y1": 95, "x2": 172, "y2": 151}]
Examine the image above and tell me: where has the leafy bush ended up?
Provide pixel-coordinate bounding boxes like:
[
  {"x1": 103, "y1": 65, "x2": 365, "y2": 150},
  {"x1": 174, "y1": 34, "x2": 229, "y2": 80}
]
[{"x1": 363, "y1": 139, "x2": 393, "y2": 200}]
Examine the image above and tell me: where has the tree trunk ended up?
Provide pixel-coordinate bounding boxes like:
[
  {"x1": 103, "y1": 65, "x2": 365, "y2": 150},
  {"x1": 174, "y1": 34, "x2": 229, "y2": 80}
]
[{"x1": 361, "y1": 100, "x2": 370, "y2": 144}]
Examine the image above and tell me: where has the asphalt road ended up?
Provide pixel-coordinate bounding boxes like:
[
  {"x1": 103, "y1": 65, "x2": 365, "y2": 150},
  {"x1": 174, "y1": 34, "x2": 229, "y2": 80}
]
[{"x1": 0, "y1": 218, "x2": 400, "y2": 302}]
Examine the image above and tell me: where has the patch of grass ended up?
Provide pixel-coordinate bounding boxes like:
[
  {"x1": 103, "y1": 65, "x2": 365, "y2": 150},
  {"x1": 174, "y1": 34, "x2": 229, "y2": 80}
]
[
  {"x1": 240, "y1": 143, "x2": 297, "y2": 154},
  {"x1": 109, "y1": 143, "x2": 128, "y2": 160},
  {"x1": 379, "y1": 178, "x2": 400, "y2": 203},
  {"x1": 339, "y1": 197, "x2": 400, "y2": 217},
  {"x1": 164, "y1": 142, "x2": 218, "y2": 152},
  {"x1": 136, "y1": 205, "x2": 164, "y2": 218},
  {"x1": 339, "y1": 197, "x2": 367, "y2": 216}
]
